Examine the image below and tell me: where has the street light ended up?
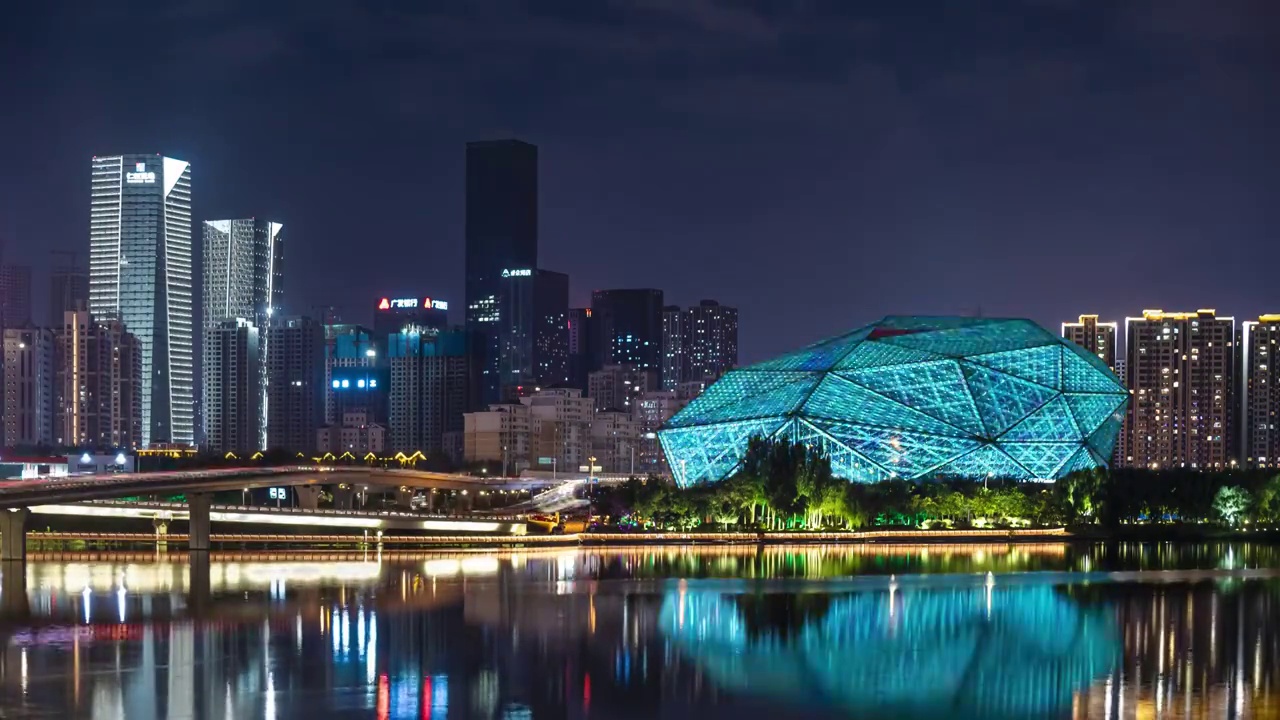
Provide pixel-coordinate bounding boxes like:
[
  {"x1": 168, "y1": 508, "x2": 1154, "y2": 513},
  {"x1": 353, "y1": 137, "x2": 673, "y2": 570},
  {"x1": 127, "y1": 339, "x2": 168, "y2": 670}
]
[{"x1": 365, "y1": 348, "x2": 376, "y2": 358}]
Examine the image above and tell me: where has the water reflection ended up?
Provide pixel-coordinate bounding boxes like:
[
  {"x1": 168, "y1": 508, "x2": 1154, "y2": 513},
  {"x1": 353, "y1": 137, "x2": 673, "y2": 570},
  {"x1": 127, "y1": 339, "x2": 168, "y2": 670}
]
[
  {"x1": 662, "y1": 581, "x2": 1118, "y2": 719},
  {"x1": 0, "y1": 543, "x2": 1278, "y2": 718}
]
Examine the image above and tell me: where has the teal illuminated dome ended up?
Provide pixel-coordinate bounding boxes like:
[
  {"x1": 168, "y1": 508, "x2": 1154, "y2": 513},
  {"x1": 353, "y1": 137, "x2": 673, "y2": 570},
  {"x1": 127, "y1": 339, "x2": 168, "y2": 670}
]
[{"x1": 659, "y1": 316, "x2": 1127, "y2": 488}]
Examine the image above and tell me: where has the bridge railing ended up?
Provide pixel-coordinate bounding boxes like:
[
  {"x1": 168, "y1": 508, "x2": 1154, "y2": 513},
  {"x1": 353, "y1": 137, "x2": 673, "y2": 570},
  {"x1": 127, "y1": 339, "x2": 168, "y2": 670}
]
[{"x1": 81, "y1": 499, "x2": 527, "y2": 522}]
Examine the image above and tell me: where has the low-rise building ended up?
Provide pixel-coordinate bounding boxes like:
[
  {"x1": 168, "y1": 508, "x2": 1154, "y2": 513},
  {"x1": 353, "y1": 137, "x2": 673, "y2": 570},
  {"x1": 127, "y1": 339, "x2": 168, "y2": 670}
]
[{"x1": 316, "y1": 410, "x2": 386, "y2": 455}]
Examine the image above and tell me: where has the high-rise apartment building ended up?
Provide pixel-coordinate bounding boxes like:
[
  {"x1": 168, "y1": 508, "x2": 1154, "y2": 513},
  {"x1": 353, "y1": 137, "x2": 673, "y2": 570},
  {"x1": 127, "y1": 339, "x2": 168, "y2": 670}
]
[
  {"x1": 663, "y1": 300, "x2": 739, "y2": 388},
  {"x1": 203, "y1": 319, "x2": 261, "y2": 454},
  {"x1": 324, "y1": 323, "x2": 378, "y2": 425},
  {"x1": 89, "y1": 154, "x2": 194, "y2": 446},
  {"x1": 1241, "y1": 315, "x2": 1280, "y2": 467},
  {"x1": 266, "y1": 317, "x2": 325, "y2": 451},
  {"x1": 464, "y1": 140, "x2": 538, "y2": 409},
  {"x1": 1062, "y1": 315, "x2": 1119, "y2": 374},
  {"x1": 590, "y1": 289, "x2": 664, "y2": 375},
  {"x1": 54, "y1": 311, "x2": 142, "y2": 448},
  {"x1": 367, "y1": 294, "x2": 451, "y2": 424},
  {"x1": 1124, "y1": 309, "x2": 1235, "y2": 470},
  {"x1": 202, "y1": 218, "x2": 284, "y2": 449},
  {"x1": 0, "y1": 265, "x2": 32, "y2": 328},
  {"x1": 3, "y1": 327, "x2": 55, "y2": 446},
  {"x1": 567, "y1": 307, "x2": 594, "y2": 392},
  {"x1": 388, "y1": 328, "x2": 468, "y2": 456},
  {"x1": 498, "y1": 268, "x2": 568, "y2": 393},
  {"x1": 661, "y1": 306, "x2": 685, "y2": 390}
]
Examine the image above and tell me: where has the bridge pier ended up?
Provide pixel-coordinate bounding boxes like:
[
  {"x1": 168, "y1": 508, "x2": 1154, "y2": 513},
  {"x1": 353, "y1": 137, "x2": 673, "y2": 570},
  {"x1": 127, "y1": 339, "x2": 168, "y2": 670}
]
[
  {"x1": 394, "y1": 486, "x2": 414, "y2": 509},
  {"x1": 0, "y1": 509, "x2": 29, "y2": 563},
  {"x1": 295, "y1": 486, "x2": 322, "y2": 511},
  {"x1": 333, "y1": 485, "x2": 355, "y2": 510},
  {"x1": 189, "y1": 551, "x2": 211, "y2": 616},
  {"x1": 0, "y1": 561, "x2": 27, "y2": 620},
  {"x1": 188, "y1": 493, "x2": 211, "y2": 552}
]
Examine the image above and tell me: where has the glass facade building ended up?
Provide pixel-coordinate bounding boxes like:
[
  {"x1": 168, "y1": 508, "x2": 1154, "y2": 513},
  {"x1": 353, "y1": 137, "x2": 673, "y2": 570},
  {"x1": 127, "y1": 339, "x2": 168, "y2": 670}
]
[
  {"x1": 659, "y1": 316, "x2": 1127, "y2": 487},
  {"x1": 464, "y1": 140, "x2": 538, "y2": 409},
  {"x1": 498, "y1": 268, "x2": 568, "y2": 392},
  {"x1": 202, "y1": 218, "x2": 284, "y2": 450},
  {"x1": 90, "y1": 154, "x2": 194, "y2": 446}
]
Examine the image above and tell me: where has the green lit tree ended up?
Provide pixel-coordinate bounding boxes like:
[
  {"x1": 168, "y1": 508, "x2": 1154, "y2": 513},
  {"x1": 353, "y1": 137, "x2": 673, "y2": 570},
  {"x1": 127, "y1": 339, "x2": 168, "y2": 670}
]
[{"x1": 1213, "y1": 485, "x2": 1252, "y2": 527}]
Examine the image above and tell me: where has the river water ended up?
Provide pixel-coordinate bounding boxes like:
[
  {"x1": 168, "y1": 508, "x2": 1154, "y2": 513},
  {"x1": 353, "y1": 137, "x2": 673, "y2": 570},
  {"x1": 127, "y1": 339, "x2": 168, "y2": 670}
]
[{"x1": 0, "y1": 542, "x2": 1278, "y2": 718}]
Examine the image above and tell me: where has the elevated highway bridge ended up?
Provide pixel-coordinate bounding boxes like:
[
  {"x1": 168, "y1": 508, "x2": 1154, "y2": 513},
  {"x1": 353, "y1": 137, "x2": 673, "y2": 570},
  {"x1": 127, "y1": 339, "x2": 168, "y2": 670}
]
[{"x1": 0, "y1": 466, "x2": 565, "y2": 563}]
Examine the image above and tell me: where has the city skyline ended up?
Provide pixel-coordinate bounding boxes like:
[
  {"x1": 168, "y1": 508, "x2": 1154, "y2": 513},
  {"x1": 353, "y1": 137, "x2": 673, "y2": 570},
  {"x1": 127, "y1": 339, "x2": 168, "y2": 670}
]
[{"x1": 2, "y1": 2, "x2": 1274, "y2": 365}]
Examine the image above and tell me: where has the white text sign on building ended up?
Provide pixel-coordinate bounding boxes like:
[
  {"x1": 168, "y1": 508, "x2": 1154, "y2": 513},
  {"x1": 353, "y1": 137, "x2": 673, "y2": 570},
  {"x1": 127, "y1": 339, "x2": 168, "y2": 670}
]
[{"x1": 125, "y1": 162, "x2": 156, "y2": 184}]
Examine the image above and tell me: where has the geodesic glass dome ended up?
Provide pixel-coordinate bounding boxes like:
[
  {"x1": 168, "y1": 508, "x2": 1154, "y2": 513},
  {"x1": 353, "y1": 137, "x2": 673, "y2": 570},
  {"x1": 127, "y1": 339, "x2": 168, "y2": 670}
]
[{"x1": 659, "y1": 316, "x2": 1127, "y2": 488}]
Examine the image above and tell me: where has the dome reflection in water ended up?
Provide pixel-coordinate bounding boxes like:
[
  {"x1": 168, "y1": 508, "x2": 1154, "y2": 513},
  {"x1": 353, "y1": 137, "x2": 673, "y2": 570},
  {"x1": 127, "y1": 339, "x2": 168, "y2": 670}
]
[{"x1": 660, "y1": 579, "x2": 1120, "y2": 719}]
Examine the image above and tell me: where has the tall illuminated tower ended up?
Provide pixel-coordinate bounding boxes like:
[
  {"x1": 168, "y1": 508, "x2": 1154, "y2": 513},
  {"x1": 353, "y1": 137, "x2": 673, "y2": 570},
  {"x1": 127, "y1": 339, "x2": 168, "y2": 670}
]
[
  {"x1": 89, "y1": 154, "x2": 194, "y2": 446},
  {"x1": 202, "y1": 218, "x2": 284, "y2": 449}
]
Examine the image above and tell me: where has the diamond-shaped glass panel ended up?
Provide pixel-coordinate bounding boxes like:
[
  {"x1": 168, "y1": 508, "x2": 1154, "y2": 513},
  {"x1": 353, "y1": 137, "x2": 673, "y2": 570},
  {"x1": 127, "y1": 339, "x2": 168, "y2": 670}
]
[
  {"x1": 806, "y1": 418, "x2": 982, "y2": 478},
  {"x1": 1086, "y1": 412, "x2": 1124, "y2": 461},
  {"x1": 1001, "y1": 442, "x2": 1081, "y2": 479},
  {"x1": 1062, "y1": 340, "x2": 1124, "y2": 388},
  {"x1": 662, "y1": 417, "x2": 789, "y2": 487},
  {"x1": 802, "y1": 374, "x2": 968, "y2": 437},
  {"x1": 932, "y1": 443, "x2": 1031, "y2": 480},
  {"x1": 968, "y1": 345, "x2": 1061, "y2": 389},
  {"x1": 1001, "y1": 396, "x2": 1081, "y2": 442},
  {"x1": 1063, "y1": 393, "x2": 1126, "y2": 436},
  {"x1": 785, "y1": 419, "x2": 892, "y2": 483},
  {"x1": 1058, "y1": 447, "x2": 1101, "y2": 475},
  {"x1": 667, "y1": 371, "x2": 821, "y2": 428},
  {"x1": 744, "y1": 328, "x2": 871, "y2": 372},
  {"x1": 880, "y1": 320, "x2": 1058, "y2": 358},
  {"x1": 839, "y1": 360, "x2": 983, "y2": 436},
  {"x1": 834, "y1": 341, "x2": 944, "y2": 370},
  {"x1": 960, "y1": 362, "x2": 1060, "y2": 437},
  {"x1": 1061, "y1": 347, "x2": 1125, "y2": 393}
]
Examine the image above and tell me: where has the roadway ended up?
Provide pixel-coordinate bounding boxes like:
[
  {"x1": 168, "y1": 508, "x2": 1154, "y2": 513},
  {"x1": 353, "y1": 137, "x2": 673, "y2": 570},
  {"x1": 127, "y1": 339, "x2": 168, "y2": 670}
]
[{"x1": 0, "y1": 466, "x2": 558, "y2": 508}]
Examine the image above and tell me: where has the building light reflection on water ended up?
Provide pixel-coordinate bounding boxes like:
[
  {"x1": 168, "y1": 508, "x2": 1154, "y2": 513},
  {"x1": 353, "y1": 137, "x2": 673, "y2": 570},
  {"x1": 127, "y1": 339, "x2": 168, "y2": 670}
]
[{"x1": 4, "y1": 545, "x2": 1280, "y2": 717}]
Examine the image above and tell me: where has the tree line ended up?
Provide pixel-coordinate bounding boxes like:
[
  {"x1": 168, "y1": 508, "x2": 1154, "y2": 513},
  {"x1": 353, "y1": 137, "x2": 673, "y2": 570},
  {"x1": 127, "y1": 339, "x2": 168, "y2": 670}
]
[{"x1": 593, "y1": 437, "x2": 1280, "y2": 532}]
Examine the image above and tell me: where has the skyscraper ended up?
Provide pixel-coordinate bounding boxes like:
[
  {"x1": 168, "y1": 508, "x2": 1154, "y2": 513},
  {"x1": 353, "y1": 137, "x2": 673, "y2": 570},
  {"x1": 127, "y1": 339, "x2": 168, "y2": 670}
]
[
  {"x1": 54, "y1": 310, "x2": 142, "y2": 449},
  {"x1": 1241, "y1": 315, "x2": 1280, "y2": 468},
  {"x1": 498, "y1": 268, "x2": 568, "y2": 393},
  {"x1": 2, "y1": 327, "x2": 55, "y2": 446},
  {"x1": 1062, "y1": 314, "x2": 1118, "y2": 374},
  {"x1": 201, "y1": 219, "x2": 284, "y2": 331},
  {"x1": 1124, "y1": 309, "x2": 1235, "y2": 470},
  {"x1": 89, "y1": 154, "x2": 193, "y2": 446},
  {"x1": 464, "y1": 140, "x2": 538, "y2": 409},
  {"x1": 203, "y1": 319, "x2": 261, "y2": 454},
  {"x1": 266, "y1": 316, "x2": 325, "y2": 451},
  {"x1": 0, "y1": 264, "x2": 32, "y2": 328},
  {"x1": 202, "y1": 218, "x2": 283, "y2": 449},
  {"x1": 590, "y1": 289, "x2": 664, "y2": 374}
]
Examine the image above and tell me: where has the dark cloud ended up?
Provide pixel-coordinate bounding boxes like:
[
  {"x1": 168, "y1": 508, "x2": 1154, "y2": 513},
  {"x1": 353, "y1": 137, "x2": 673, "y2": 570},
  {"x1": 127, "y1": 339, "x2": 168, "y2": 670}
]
[{"x1": 0, "y1": 0, "x2": 1275, "y2": 360}]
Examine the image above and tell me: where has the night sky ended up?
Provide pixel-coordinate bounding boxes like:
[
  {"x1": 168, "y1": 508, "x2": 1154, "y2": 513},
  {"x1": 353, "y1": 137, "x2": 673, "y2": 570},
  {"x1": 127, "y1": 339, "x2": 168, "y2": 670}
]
[{"x1": 1, "y1": 1, "x2": 1276, "y2": 363}]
